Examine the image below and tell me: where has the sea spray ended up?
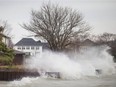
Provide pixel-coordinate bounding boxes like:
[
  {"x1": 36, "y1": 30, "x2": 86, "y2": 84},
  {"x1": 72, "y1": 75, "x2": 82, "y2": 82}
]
[
  {"x1": 8, "y1": 77, "x2": 39, "y2": 87},
  {"x1": 24, "y1": 45, "x2": 116, "y2": 79},
  {"x1": 72, "y1": 45, "x2": 116, "y2": 76},
  {"x1": 25, "y1": 51, "x2": 82, "y2": 79}
]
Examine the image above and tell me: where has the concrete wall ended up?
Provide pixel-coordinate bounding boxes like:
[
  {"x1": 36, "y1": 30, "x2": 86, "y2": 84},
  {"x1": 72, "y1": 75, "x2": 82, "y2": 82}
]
[{"x1": 0, "y1": 69, "x2": 40, "y2": 81}]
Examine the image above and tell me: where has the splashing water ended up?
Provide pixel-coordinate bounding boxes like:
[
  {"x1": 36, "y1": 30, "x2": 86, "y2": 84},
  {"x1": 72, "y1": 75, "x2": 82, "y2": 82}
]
[
  {"x1": 24, "y1": 45, "x2": 116, "y2": 79},
  {"x1": 8, "y1": 77, "x2": 39, "y2": 87}
]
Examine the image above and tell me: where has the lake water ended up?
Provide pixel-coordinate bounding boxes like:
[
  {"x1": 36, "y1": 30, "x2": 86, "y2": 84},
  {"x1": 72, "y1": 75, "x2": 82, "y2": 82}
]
[
  {"x1": 0, "y1": 74, "x2": 116, "y2": 87},
  {"x1": 1, "y1": 46, "x2": 116, "y2": 87}
]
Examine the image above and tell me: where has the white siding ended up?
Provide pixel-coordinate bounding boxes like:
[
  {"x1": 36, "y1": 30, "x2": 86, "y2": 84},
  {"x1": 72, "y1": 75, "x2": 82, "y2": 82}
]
[{"x1": 14, "y1": 46, "x2": 42, "y2": 56}]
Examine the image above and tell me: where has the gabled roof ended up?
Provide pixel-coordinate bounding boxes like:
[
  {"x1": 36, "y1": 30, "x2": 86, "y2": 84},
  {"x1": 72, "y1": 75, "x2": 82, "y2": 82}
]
[
  {"x1": 15, "y1": 38, "x2": 41, "y2": 46},
  {"x1": 82, "y1": 39, "x2": 96, "y2": 46},
  {"x1": 15, "y1": 38, "x2": 49, "y2": 48}
]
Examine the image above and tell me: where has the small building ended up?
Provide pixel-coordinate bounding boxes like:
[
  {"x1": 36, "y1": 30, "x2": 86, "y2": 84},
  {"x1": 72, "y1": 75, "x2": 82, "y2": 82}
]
[
  {"x1": 78, "y1": 39, "x2": 97, "y2": 50},
  {"x1": 14, "y1": 38, "x2": 49, "y2": 56},
  {"x1": 13, "y1": 50, "x2": 25, "y2": 65},
  {"x1": 81, "y1": 39, "x2": 96, "y2": 47}
]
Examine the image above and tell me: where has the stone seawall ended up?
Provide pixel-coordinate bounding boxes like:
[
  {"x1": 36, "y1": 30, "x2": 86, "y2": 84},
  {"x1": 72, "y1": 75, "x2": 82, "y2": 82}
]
[{"x1": 0, "y1": 69, "x2": 40, "y2": 81}]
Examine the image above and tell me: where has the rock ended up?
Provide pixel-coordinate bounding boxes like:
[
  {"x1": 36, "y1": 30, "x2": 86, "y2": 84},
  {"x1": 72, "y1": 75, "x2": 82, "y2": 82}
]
[
  {"x1": 45, "y1": 72, "x2": 60, "y2": 78},
  {"x1": 96, "y1": 69, "x2": 102, "y2": 75}
]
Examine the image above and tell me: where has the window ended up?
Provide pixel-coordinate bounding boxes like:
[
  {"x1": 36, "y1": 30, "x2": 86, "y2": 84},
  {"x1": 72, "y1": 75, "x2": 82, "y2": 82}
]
[
  {"x1": 17, "y1": 46, "x2": 21, "y2": 50},
  {"x1": 26, "y1": 46, "x2": 30, "y2": 50},
  {"x1": 31, "y1": 46, "x2": 34, "y2": 50},
  {"x1": 22, "y1": 47, "x2": 25, "y2": 50},
  {"x1": 36, "y1": 47, "x2": 39, "y2": 50}
]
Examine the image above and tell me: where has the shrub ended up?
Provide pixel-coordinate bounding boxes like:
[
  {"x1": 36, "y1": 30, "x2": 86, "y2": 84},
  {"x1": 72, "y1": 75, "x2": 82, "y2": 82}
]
[{"x1": 0, "y1": 42, "x2": 14, "y2": 65}]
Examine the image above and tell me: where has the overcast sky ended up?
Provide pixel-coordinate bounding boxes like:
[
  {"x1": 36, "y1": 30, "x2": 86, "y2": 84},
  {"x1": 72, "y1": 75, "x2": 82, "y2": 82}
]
[{"x1": 0, "y1": 0, "x2": 116, "y2": 43}]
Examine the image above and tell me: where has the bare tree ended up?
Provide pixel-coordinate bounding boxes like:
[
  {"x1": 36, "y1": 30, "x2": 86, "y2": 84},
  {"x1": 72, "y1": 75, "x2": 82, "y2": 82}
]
[
  {"x1": 0, "y1": 20, "x2": 12, "y2": 37},
  {"x1": 0, "y1": 21, "x2": 8, "y2": 42},
  {"x1": 0, "y1": 20, "x2": 13, "y2": 49},
  {"x1": 96, "y1": 32, "x2": 116, "y2": 44},
  {"x1": 0, "y1": 26, "x2": 4, "y2": 42},
  {"x1": 23, "y1": 3, "x2": 90, "y2": 51}
]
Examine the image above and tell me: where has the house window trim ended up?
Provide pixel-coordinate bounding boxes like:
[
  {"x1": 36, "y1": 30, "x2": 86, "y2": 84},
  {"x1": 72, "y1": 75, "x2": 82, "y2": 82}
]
[
  {"x1": 17, "y1": 46, "x2": 21, "y2": 50},
  {"x1": 36, "y1": 46, "x2": 39, "y2": 50},
  {"x1": 26, "y1": 46, "x2": 30, "y2": 50},
  {"x1": 31, "y1": 46, "x2": 35, "y2": 50},
  {"x1": 22, "y1": 46, "x2": 25, "y2": 50}
]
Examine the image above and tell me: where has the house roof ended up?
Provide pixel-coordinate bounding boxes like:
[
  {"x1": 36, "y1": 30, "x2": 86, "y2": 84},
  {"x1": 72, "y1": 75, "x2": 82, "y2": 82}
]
[
  {"x1": 82, "y1": 39, "x2": 96, "y2": 46},
  {"x1": 15, "y1": 38, "x2": 49, "y2": 48}
]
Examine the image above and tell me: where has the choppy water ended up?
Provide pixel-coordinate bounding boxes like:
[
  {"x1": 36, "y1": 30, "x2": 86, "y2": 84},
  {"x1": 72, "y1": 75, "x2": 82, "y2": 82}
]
[
  {"x1": 24, "y1": 46, "x2": 116, "y2": 79},
  {"x1": 0, "y1": 75, "x2": 116, "y2": 87},
  {"x1": 1, "y1": 46, "x2": 116, "y2": 87}
]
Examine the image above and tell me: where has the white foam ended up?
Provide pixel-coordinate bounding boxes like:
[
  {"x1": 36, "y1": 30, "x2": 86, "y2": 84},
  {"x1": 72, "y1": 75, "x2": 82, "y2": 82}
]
[
  {"x1": 24, "y1": 45, "x2": 116, "y2": 79},
  {"x1": 9, "y1": 77, "x2": 38, "y2": 87}
]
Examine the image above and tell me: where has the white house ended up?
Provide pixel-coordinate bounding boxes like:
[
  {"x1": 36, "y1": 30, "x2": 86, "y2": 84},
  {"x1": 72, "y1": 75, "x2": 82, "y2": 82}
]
[
  {"x1": 0, "y1": 33, "x2": 12, "y2": 48},
  {"x1": 14, "y1": 38, "x2": 49, "y2": 56}
]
